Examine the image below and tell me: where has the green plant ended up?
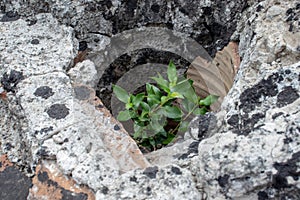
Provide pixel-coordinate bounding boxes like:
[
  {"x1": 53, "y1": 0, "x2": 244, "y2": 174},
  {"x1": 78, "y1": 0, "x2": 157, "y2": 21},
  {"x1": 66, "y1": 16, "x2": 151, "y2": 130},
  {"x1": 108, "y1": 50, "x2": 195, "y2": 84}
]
[{"x1": 113, "y1": 61, "x2": 218, "y2": 151}]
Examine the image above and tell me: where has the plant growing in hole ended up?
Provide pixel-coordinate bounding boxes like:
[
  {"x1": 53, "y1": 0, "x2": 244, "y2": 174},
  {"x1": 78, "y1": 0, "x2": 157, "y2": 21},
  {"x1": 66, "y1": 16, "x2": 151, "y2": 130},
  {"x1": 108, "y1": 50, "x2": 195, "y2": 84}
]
[{"x1": 113, "y1": 61, "x2": 218, "y2": 151}]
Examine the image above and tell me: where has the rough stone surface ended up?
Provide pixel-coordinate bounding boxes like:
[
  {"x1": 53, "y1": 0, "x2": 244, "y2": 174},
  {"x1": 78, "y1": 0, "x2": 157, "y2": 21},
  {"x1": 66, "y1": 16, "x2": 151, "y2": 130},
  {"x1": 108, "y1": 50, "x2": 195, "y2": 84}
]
[
  {"x1": 0, "y1": 155, "x2": 95, "y2": 200},
  {"x1": 0, "y1": 13, "x2": 75, "y2": 77},
  {"x1": 68, "y1": 60, "x2": 98, "y2": 89},
  {"x1": 0, "y1": 0, "x2": 248, "y2": 118},
  {"x1": 0, "y1": 0, "x2": 247, "y2": 56},
  {"x1": 28, "y1": 161, "x2": 95, "y2": 200},
  {"x1": 0, "y1": 0, "x2": 299, "y2": 200},
  {"x1": 0, "y1": 155, "x2": 32, "y2": 200},
  {"x1": 95, "y1": 165, "x2": 202, "y2": 200},
  {"x1": 0, "y1": 13, "x2": 150, "y2": 197},
  {"x1": 190, "y1": 0, "x2": 300, "y2": 199}
]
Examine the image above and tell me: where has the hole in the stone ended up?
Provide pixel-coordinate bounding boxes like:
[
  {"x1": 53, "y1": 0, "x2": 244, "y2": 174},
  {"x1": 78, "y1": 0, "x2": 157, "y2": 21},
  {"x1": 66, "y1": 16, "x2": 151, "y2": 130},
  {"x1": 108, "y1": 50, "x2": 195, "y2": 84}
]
[
  {"x1": 96, "y1": 49, "x2": 193, "y2": 152},
  {"x1": 95, "y1": 40, "x2": 239, "y2": 153}
]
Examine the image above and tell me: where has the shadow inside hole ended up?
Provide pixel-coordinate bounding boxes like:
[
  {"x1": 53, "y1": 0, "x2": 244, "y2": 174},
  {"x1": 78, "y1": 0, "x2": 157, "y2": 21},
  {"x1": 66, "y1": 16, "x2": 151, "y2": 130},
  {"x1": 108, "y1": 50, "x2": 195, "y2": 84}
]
[{"x1": 96, "y1": 48, "x2": 191, "y2": 111}]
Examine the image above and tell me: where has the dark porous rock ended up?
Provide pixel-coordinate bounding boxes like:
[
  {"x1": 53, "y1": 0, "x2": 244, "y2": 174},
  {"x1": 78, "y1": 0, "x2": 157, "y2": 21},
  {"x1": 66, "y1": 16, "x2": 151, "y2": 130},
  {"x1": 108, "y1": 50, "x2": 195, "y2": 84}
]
[
  {"x1": 171, "y1": 166, "x2": 182, "y2": 175},
  {"x1": 101, "y1": 186, "x2": 109, "y2": 195},
  {"x1": 143, "y1": 166, "x2": 158, "y2": 179},
  {"x1": 61, "y1": 188, "x2": 88, "y2": 200},
  {"x1": 0, "y1": 166, "x2": 32, "y2": 200},
  {"x1": 217, "y1": 174, "x2": 230, "y2": 188},
  {"x1": 276, "y1": 86, "x2": 299, "y2": 108},
  {"x1": 37, "y1": 171, "x2": 49, "y2": 183},
  {"x1": 273, "y1": 151, "x2": 300, "y2": 189},
  {"x1": 78, "y1": 41, "x2": 88, "y2": 51},
  {"x1": 197, "y1": 113, "x2": 217, "y2": 139},
  {"x1": 186, "y1": 112, "x2": 219, "y2": 140},
  {"x1": 239, "y1": 73, "x2": 281, "y2": 113},
  {"x1": 46, "y1": 104, "x2": 70, "y2": 119},
  {"x1": 34, "y1": 86, "x2": 54, "y2": 99},
  {"x1": 0, "y1": 11, "x2": 20, "y2": 22},
  {"x1": 226, "y1": 67, "x2": 299, "y2": 136},
  {"x1": 31, "y1": 38, "x2": 40, "y2": 44},
  {"x1": 106, "y1": 0, "x2": 247, "y2": 56},
  {"x1": 113, "y1": 124, "x2": 120, "y2": 131},
  {"x1": 1, "y1": 70, "x2": 24, "y2": 93},
  {"x1": 178, "y1": 141, "x2": 200, "y2": 160}
]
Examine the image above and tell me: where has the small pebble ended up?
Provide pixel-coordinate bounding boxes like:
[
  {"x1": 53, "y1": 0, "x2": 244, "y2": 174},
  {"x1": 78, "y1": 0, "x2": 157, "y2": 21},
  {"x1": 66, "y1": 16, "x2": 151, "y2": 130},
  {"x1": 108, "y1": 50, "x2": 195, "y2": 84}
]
[{"x1": 114, "y1": 125, "x2": 120, "y2": 131}]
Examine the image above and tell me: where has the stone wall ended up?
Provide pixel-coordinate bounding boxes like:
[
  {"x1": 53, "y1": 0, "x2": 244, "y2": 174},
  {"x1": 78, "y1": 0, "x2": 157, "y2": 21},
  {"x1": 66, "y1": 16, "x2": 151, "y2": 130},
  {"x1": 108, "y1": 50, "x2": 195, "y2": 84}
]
[
  {"x1": 0, "y1": 0, "x2": 299, "y2": 199},
  {"x1": 0, "y1": 0, "x2": 247, "y2": 55}
]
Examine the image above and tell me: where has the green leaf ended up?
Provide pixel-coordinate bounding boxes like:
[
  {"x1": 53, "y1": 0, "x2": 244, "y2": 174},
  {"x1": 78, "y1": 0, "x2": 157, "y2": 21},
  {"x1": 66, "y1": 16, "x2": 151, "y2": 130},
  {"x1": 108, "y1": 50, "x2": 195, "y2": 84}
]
[
  {"x1": 193, "y1": 107, "x2": 208, "y2": 115},
  {"x1": 170, "y1": 92, "x2": 184, "y2": 99},
  {"x1": 113, "y1": 85, "x2": 130, "y2": 104},
  {"x1": 142, "y1": 131, "x2": 149, "y2": 139},
  {"x1": 149, "y1": 114, "x2": 166, "y2": 133},
  {"x1": 132, "y1": 93, "x2": 145, "y2": 108},
  {"x1": 146, "y1": 83, "x2": 162, "y2": 96},
  {"x1": 149, "y1": 137, "x2": 156, "y2": 147},
  {"x1": 162, "y1": 133, "x2": 175, "y2": 144},
  {"x1": 134, "y1": 123, "x2": 143, "y2": 131},
  {"x1": 183, "y1": 87, "x2": 199, "y2": 104},
  {"x1": 133, "y1": 131, "x2": 141, "y2": 139},
  {"x1": 142, "y1": 124, "x2": 156, "y2": 139},
  {"x1": 160, "y1": 93, "x2": 180, "y2": 106},
  {"x1": 178, "y1": 121, "x2": 189, "y2": 133},
  {"x1": 117, "y1": 110, "x2": 131, "y2": 121},
  {"x1": 151, "y1": 104, "x2": 161, "y2": 111},
  {"x1": 188, "y1": 79, "x2": 194, "y2": 85},
  {"x1": 171, "y1": 79, "x2": 191, "y2": 94},
  {"x1": 160, "y1": 96, "x2": 168, "y2": 104},
  {"x1": 177, "y1": 76, "x2": 186, "y2": 83},
  {"x1": 146, "y1": 83, "x2": 154, "y2": 95},
  {"x1": 129, "y1": 110, "x2": 138, "y2": 118},
  {"x1": 182, "y1": 98, "x2": 196, "y2": 113},
  {"x1": 160, "y1": 130, "x2": 168, "y2": 137},
  {"x1": 151, "y1": 74, "x2": 170, "y2": 93},
  {"x1": 150, "y1": 120, "x2": 165, "y2": 132},
  {"x1": 147, "y1": 94, "x2": 161, "y2": 106},
  {"x1": 199, "y1": 95, "x2": 219, "y2": 106},
  {"x1": 139, "y1": 110, "x2": 149, "y2": 121},
  {"x1": 167, "y1": 61, "x2": 177, "y2": 85},
  {"x1": 163, "y1": 106, "x2": 182, "y2": 119},
  {"x1": 125, "y1": 102, "x2": 133, "y2": 109},
  {"x1": 152, "y1": 85, "x2": 162, "y2": 96},
  {"x1": 146, "y1": 83, "x2": 151, "y2": 92},
  {"x1": 133, "y1": 124, "x2": 143, "y2": 139},
  {"x1": 139, "y1": 116, "x2": 148, "y2": 121},
  {"x1": 140, "y1": 102, "x2": 150, "y2": 112}
]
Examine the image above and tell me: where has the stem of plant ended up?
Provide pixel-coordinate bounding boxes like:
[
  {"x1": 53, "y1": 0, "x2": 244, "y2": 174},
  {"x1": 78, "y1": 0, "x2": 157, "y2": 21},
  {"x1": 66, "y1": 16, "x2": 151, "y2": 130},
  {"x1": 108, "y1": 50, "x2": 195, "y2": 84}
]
[
  {"x1": 148, "y1": 97, "x2": 169, "y2": 117},
  {"x1": 169, "y1": 103, "x2": 199, "y2": 139}
]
